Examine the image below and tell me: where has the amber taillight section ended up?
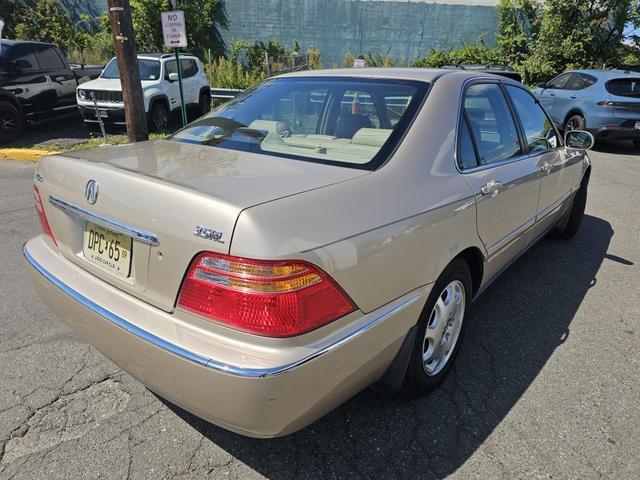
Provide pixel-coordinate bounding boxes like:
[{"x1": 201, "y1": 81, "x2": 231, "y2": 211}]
[
  {"x1": 34, "y1": 185, "x2": 56, "y2": 245},
  {"x1": 177, "y1": 252, "x2": 356, "y2": 337}
]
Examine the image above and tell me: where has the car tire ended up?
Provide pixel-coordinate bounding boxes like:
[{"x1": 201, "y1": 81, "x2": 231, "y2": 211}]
[
  {"x1": 402, "y1": 258, "x2": 472, "y2": 398},
  {"x1": 564, "y1": 113, "x2": 586, "y2": 133},
  {"x1": 149, "y1": 101, "x2": 169, "y2": 132},
  {"x1": 551, "y1": 173, "x2": 589, "y2": 240},
  {"x1": 199, "y1": 91, "x2": 211, "y2": 115},
  {"x1": 0, "y1": 100, "x2": 24, "y2": 144}
]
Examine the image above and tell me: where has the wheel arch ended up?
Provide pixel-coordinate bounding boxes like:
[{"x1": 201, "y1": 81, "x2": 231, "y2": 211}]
[
  {"x1": 148, "y1": 94, "x2": 170, "y2": 114},
  {"x1": 0, "y1": 91, "x2": 22, "y2": 113},
  {"x1": 563, "y1": 109, "x2": 586, "y2": 130},
  {"x1": 454, "y1": 246, "x2": 485, "y2": 297}
]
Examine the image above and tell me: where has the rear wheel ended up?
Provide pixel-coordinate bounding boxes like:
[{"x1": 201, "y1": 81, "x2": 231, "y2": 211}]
[
  {"x1": 0, "y1": 100, "x2": 24, "y2": 144},
  {"x1": 149, "y1": 101, "x2": 169, "y2": 132},
  {"x1": 199, "y1": 91, "x2": 211, "y2": 115},
  {"x1": 403, "y1": 258, "x2": 472, "y2": 397}
]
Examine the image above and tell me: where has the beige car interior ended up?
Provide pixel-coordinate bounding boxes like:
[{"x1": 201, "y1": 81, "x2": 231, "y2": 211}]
[{"x1": 250, "y1": 119, "x2": 392, "y2": 164}]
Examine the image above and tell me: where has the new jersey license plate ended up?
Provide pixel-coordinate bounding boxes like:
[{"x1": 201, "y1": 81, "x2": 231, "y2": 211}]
[{"x1": 83, "y1": 222, "x2": 132, "y2": 276}]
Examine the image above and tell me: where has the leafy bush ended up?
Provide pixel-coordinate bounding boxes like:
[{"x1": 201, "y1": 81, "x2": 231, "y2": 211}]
[{"x1": 413, "y1": 39, "x2": 499, "y2": 68}]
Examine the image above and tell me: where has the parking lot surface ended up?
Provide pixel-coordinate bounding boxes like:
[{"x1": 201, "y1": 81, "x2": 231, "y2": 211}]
[{"x1": 0, "y1": 145, "x2": 638, "y2": 479}]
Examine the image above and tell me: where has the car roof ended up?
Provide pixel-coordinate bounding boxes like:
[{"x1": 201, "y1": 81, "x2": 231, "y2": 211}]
[
  {"x1": 0, "y1": 39, "x2": 57, "y2": 47},
  {"x1": 277, "y1": 67, "x2": 521, "y2": 85},
  {"x1": 137, "y1": 52, "x2": 198, "y2": 60},
  {"x1": 568, "y1": 69, "x2": 640, "y2": 79}
]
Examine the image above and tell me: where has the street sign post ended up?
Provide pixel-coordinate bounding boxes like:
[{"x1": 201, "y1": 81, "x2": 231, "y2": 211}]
[{"x1": 161, "y1": 10, "x2": 188, "y2": 127}]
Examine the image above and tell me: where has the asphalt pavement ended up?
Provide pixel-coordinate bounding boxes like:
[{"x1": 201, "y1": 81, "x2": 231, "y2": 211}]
[{"x1": 0, "y1": 144, "x2": 638, "y2": 479}]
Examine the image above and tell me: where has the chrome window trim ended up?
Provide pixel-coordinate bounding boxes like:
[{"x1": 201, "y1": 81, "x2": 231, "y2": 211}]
[
  {"x1": 23, "y1": 244, "x2": 421, "y2": 379},
  {"x1": 48, "y1": 196, "x2": 160, "y2": 246}
]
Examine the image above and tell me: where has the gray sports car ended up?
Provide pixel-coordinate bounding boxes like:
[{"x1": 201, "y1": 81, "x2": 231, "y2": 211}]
[{"x1": 24, "y1": 68, "x2": 593, "y2": 437}]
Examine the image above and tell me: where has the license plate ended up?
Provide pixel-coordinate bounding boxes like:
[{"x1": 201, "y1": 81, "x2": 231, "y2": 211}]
[
  {"x1": 635, "y1": 121, "x2": 640, "y2": 130},
  {"x1": 98, "y1": 110, "x2": 108, "y2": 118},
  {"x1": 83, "y1": 222, "x2": 132, "y2": 276}
]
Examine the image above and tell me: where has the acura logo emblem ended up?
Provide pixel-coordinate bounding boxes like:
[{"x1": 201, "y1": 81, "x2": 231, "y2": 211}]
[{"x1": 85, "y1": 179, "x2": 99, "y2": 205}]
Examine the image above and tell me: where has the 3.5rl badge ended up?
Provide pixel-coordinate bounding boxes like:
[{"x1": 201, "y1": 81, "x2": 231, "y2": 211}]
[{"x1": 194, "y1": 225, "x2": 225, "y2": 244}]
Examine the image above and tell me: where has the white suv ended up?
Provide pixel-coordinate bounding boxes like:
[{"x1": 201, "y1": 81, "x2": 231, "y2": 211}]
[{"x1": 77, "y1": 53, "x2": 211, "y2": 131}]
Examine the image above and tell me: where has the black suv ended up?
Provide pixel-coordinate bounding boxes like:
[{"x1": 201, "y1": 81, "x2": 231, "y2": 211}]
[{"x1": 0, "y1": 40, "x2": 102, "y2": 143}]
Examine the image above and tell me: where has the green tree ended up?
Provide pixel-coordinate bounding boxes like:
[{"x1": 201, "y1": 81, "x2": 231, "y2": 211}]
[
  {"x1": 131, "y1": 0, "x2": 228, "y2": 58},
  {"x1": 12, "y1": 0, "x2": 86, "y2": 54},
  {"x1": 524, "y1": 0, "x2": 640, "y2": 83},
  {"x1": 496, "y1": 0, "x2": 540, "y2": 67}
]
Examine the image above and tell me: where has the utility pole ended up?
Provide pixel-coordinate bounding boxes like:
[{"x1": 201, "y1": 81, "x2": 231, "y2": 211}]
[{"x1": 107, "y1": 0, "x2": 148, "y2": 142}]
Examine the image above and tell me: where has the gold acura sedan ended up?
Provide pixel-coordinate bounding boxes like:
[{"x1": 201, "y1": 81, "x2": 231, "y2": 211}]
[{"x1": 24, "y1": 69, "x2": 593, "y2": 437}]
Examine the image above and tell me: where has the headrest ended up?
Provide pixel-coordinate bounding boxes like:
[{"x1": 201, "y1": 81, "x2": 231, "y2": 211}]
[
  {"x1": 334, "y1": 114, "x2": 372, "y2": 138},
  {"x1": 248, "y1": 120, "x2": 289, "y2": 137}
]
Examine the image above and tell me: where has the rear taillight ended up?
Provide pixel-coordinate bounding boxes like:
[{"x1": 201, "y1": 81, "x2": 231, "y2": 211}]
[
  {"x1": 177, "y1": 252, "x2": 356, "y2": 337},
  {"x1": 34, "y1": 185, "x2": 56, "y2": 245}
]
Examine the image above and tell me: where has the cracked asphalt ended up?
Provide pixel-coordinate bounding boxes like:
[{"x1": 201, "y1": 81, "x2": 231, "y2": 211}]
[{"x1": 0, "y1": 143, "x2": 639, "y2": 479}]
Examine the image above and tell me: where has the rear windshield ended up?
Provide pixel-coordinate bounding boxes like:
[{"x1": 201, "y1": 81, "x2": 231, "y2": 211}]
[
  {"x1": 606, "y1": 78, "x2": 640, "y2": 98},
  {"x1": 101, "y1": 57, "x2": 161, "y2": 81},
  {"x1": 169, "y1": 77, "x2": 429, "y2": 170}
]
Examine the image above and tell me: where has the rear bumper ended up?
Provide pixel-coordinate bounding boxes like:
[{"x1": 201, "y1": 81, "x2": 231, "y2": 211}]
[{"x1": 23, "y1": 235, "x2": 426, "y2": 437}]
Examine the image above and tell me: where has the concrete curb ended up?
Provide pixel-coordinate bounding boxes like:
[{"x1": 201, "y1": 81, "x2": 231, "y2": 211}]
[{"x1": 0, "y1": 148, "x2": 59, "y2": 162}]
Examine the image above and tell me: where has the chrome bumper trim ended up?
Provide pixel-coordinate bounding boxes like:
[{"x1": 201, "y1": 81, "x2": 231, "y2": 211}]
[
  {"x1": 24, "y1": 244, "x2": 421, "y2": 378},
  {"x1": 48, "y1": 196, "x2": 160, "y2": 246}
]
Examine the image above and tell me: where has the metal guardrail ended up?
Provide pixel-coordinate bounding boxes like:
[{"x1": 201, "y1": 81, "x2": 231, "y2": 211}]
[{"x1": 210, "y1": 88, "x2": 243, "y2": 100}]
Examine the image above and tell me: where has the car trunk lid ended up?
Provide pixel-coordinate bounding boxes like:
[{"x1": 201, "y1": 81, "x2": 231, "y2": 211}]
[{"x1": 36, "y1": 139, "x2": 368, "y2": 311}]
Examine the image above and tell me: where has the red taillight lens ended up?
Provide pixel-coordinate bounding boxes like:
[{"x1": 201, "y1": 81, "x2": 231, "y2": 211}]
[
  {"x1": 34, "y1": 185, "x2": 56, "y2": 245},
  {"x1": 177, "y1": 252, "x2": 356, "y2": 337}
]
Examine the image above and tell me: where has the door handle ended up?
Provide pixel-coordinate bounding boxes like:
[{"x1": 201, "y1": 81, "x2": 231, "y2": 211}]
[
  {"x1": 570, "y1": 95, "x2": 577, "y2": 99},
  {"x1": 480, "y1": 179, "x2": 503, "y2": 196},
  {"x1": 53, "y1": 76, "x2": 66, "y2": 82}
]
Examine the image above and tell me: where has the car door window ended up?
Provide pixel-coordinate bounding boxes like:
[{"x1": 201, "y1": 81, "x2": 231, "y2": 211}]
[
  {"x1": 339, "y1": 91, "x2": 381, "y2": 128},
  {"x1": 506, "y1": 85, "x2": 559, "y2": 152},
  {"x1": 262, "y1": 88, "x2": 329, "y2": 135},
  {"x1": 8, "y1": 44, "x2": 39, "y2": 71},
  {"x1": 384, "y1": 94, "x2": 411, "y2": 126},
  {"x1": 563, "y1": 74, "x2": 585, "y2": 91},
  {"x1": 547, "y1": 73, "x2": 571, "y2": 90},
  {"x1": 34, "y1": 45, "x2": 65, "y2": 70},
  {"x1": 463, "y1": 83, "x2": 521, "y2": 165}
]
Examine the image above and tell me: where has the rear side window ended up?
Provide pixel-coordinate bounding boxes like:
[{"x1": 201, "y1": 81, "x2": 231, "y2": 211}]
[
  {"x1": 165, "y1": 59, "x2": 198, "y2": 79},
  {"x1": 457, "y1": 116, "x2": 478, "y2": 169},
  {"x1": 34, "y1": 45, "x2": 65, "y2": 70},
  {"x1": 463, "y1": 83, "x2": 521, "y2": 166},
  {"x1": 606, "y1": 78, "x2": 640, "y2": 98},
  {"x1": 506, "y1": 85, "x2": 558, "y2": 152}
]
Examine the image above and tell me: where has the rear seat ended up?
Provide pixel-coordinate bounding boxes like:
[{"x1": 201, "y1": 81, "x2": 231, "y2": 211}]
[{"x1": 251, "y1": 119, "x2": 392, "y2": 163}]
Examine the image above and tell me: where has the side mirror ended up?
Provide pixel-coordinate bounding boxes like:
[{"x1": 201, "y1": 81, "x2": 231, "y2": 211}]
[
  {"x1": 536, "y1": 82, "x2": 547, "y2": 89},
  {"x1": 565, "y1": 130, "x2": 594, "y2": 150},
  {"x1": 167, "y1": 72, "x2": 179, "y2": 82}
]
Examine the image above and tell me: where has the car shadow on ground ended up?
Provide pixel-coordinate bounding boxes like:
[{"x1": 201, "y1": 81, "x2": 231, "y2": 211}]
[
  {"x1": 593, "y1": 139, "x2": 640, "y2": 156},
  {"x1": 160, "y1": 214, "x2": 617, "y2": 479}
]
